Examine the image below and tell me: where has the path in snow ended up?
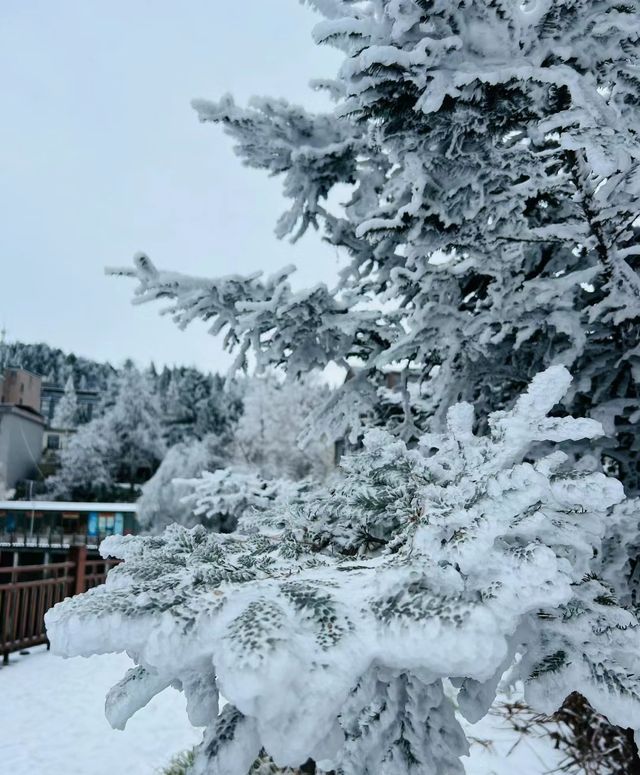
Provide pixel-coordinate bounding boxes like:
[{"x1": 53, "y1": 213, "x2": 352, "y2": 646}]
[{"x1": 0, "y1": 646, "x2": 563, "y2": 775}]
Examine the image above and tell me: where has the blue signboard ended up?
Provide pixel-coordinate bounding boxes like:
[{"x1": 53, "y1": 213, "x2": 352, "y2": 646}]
[{"x1": 87, "y1": 511, "x2": 99, "y2": 537}]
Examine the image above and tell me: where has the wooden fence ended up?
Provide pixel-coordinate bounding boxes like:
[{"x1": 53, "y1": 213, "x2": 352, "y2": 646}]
[{"x1": 0, "y1": 546, "x2": 117, "y2": 663}]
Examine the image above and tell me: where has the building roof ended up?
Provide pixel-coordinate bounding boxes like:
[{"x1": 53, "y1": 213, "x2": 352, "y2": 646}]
[
  {"x1": 2, "y1": 366, "x2": 42, "y2": 379},
  {"x1": 41, "y1": 384, "x2": 100, "y2": 397},
  {"x1": 0, "y1": 500, "x2": 138, "y2": 512},
  {"x1": 0, "y1": 403, "x2": 46, "y2": 424}
]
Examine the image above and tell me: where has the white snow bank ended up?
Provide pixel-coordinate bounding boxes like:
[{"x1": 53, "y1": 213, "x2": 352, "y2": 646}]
[
  {"x1": 0, "y1": 646, "x2": 200, "y2": 775},
  {"x1": 0, "y1": 647, "x2": 563, "y2": 775}
]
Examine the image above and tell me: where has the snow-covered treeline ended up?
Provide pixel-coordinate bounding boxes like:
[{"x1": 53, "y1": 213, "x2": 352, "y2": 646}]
[
  {"x1": 136, "y1": 374, "x2": 334, "y2": 533},
  {"x1": 0, "y1": 340, "x2": 116, "y2": 392}
]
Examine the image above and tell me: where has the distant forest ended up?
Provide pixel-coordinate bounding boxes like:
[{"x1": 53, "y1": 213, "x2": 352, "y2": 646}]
[
  {"x1": 0, "y1": 340, "x2": 239, "y2": 445},
  {"x1": 0, "y1": 340, "x2": 116, "y2": 391},
  {"x1": 0, "y1": 341, "x2": 245, "y2": 501}
]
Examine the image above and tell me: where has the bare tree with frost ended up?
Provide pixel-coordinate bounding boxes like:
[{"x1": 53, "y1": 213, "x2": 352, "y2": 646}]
[{"x1": 232, "y1": 375, "x2": 332, "y2": 481}]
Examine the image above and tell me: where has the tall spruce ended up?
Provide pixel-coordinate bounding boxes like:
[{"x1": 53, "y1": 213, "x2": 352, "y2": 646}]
[
  {"x1": 50, "y1": 2, "x2": 640, "y2": 773},
  {"x1": 52, "y1": 375, "x2": 79, "y2": 429},
  {"x1": 115, "y1": 0, "x2": 640, "y2": 489}
]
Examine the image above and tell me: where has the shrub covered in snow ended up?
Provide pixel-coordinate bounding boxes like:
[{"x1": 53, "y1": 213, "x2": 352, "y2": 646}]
[
  {"x1": 136, "y1": 437, "x2": 226, "y2": 533},
  {"x1": 47, "y1": 367, "x2": 640, "y2": 773}
]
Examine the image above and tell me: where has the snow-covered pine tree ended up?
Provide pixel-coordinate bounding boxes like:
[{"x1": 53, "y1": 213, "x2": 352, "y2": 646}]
[
  {"x1": 52, "y1": 375, "x2": 79, "y2": 429},
  {"x1": 233, "y1": 375, "x2": 331, "y2": 481},
  {"x1": 46, "y1": 415, "x2": 120, "y2": 501},
  {"x1": 159, "y1": 368, "x2": 243, "y2": 446},
  {"x1": 0, "y1": 340, "x2": 116, "y2": 394},
  {"x1": 136, "y1": 437, "x2": 226, "y2": 534},
  {"x1": 46, "y1": 365, "x2": 165, "y2": 501},
  {"x1": 113, "y1": 0, "x2": 640, "y2": 490},
  {"x1": 46, "y1": 367, "x2": 640, "y2": 773},
  {"x1": 109, "y1": 365, "x2": 166, "y2": 484}
]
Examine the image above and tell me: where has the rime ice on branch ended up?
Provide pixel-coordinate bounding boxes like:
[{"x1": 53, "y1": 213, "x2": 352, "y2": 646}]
[
  {"x1": 111, "y1": 0, "x2": 640, "y2": 485},
  {"x1": 46, "y1": 367, "x2": 640, "y2": 774},
  {"x1": 85, "y1": 1, "x2": 640, "y2": 771}
]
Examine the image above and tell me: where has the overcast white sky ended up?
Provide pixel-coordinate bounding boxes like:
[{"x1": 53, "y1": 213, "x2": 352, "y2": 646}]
[{"x1": 0, "y1": 1, "x2": 343, "y2": 373}]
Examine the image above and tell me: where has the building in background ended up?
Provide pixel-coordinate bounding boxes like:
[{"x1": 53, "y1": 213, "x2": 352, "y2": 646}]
[
  {"x1": 0, "y1": 500, "x2": 138, "y2": 543},
  {"x1": 40, "y1": 383, "x2": 100, "y2": 425},
  {"x1": 0, "y1": 367, "x2": 42, "y2": 412},
  {"x1": 0, "y1": 368, "x2": 46, "y2": 489}
]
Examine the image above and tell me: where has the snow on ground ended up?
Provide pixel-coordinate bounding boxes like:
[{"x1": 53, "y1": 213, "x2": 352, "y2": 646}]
[
  {"x1": 463, "y1": 708, "x2": 564, "y2": 775},
  {"x1": 0, "y1": 646, "x2": 563, "y2": 775},
  {"x1": 0, "y1": 646, "x2": 200, "y2": 775}
]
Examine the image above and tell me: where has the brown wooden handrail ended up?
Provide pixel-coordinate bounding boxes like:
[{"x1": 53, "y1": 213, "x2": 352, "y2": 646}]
[
  {"x1": 0, "y1": 562, "x2": 75, "y2": 575},
  {"x1": 0, "y1": 548, "x2": 120, "y2": 663}
]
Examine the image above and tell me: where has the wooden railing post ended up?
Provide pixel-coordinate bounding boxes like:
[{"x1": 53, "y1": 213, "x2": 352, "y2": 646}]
[{"x1": 69, "y1": 544, "x2": 87, "y2": 595}]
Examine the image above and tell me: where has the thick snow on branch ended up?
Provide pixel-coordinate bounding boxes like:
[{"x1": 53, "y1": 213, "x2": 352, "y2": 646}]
[
  {"x1": 113, "y1": 0, "x2": 640, "y2": 487},
  {"x1": 47, "y1": 367, "x2": 640, "y2": 774},
  {"x1": 109, "y1": 253, "x2": 381, "y2": 379}
]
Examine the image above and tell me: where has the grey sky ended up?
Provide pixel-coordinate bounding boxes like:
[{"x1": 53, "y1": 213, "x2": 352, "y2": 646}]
[{"x1": 0, "y1": 1, "x2": 342, "y2": 373}]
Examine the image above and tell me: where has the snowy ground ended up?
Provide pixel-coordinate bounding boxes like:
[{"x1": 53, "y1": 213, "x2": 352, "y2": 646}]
[
  {"x1": 0, "y1": 646, "x2": 563, "y2": 775},
  {"x1": 462, "y1": 708, "x2": 564, "y2": 775},
  {"x1": 0, "y1": 646, "x2": 200, "y2": 775}
]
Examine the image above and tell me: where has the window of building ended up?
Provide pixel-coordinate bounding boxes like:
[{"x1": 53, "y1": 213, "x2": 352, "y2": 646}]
[{"x1": 47, "y1": 434, "x2": 60, "y2": 450}]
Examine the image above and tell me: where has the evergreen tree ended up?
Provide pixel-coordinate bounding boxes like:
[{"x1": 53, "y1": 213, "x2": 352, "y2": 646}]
[
  {"x1": 0, "y1": 340, "x2": 116, "y2": 391},
  {"x1": 109, "y1": 365, "x2": 166, "y2": 484},
  {"x1": 160, "y1": 368, "x2": 243, "y2": 446},
  {"x1": 55, "y1": 1, "x2": 640, "y2": 770},
  {"x1": 115, "y1": 0, "x2": 640, "y2": 490},
  {"x1": 46, "y1": 415, "x2": 120, "y2": 501},
  {"x1": 52, "y1": 376, "x2": 79, "y2": 429},
  {"x1": 47, "y1": 366, "x2": 165, "y2": 500}
]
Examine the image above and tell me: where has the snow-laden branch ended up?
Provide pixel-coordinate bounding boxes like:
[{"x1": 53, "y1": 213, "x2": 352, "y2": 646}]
[{"x1": 46, "y1": 367, "x2": 640, "y2": 774}]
